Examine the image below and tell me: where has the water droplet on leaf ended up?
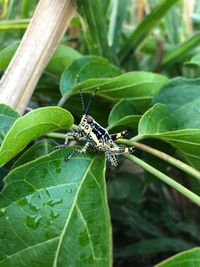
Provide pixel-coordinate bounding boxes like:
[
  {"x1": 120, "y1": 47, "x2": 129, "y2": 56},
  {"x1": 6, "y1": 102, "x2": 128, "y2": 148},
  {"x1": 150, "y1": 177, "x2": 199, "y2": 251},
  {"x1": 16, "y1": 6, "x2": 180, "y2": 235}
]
[
  {"x1": 50, "y1": 209, "x2": 59, "y2": 219},
  {"x1": 47, "y1": 198, "x2": 63, "y2": 207},
  {"x1": 26, "y1": 214, "x2": 42, "y2": 229},
  {"x1": 0, "y1": 209, "x2": 6, "y2": 217}
]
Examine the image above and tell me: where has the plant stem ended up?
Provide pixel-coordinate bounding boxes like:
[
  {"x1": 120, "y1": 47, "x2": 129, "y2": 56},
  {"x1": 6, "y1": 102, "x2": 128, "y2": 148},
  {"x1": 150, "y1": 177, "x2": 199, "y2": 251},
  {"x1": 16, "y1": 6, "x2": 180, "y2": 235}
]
[
  {"x1": 117, "y1": 139, "x2": 200, "y2": 181},
  {"x1": 125, "y1": 153, "x2": 200, "y2": 207},
  {"x1": 46, "y1": 132, "x2": 66, "y2": 139}
]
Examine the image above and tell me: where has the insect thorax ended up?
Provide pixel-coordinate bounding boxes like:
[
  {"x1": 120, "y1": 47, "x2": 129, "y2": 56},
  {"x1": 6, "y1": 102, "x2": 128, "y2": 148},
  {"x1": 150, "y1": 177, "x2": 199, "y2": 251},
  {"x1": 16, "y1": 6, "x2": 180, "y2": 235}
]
[{"x1": 78, "y1": 114, "x2": 113, "y2": 147}]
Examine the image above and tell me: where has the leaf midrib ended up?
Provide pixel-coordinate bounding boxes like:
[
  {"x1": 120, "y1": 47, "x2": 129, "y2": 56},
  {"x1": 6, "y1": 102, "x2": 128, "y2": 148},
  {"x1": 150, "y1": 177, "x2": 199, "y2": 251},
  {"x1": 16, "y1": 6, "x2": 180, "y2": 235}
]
[{"x1": 53, "y1": 157, "x2": 95, "y2": 266}]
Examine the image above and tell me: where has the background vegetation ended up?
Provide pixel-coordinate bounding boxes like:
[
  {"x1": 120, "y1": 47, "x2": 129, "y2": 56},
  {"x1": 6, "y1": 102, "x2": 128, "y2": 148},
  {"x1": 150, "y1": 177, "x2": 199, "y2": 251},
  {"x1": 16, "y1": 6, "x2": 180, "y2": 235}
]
[{"x1": 0, "y1": 0, "x2": 200, "y2": 266}]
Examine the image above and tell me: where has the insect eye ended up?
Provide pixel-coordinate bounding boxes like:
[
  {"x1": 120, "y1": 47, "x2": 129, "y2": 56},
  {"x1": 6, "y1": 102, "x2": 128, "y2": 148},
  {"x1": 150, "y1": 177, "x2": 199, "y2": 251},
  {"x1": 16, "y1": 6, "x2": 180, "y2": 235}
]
[
  {"x1": 85, "y1": 125, "x2": 89, "y2": 130},
  {"x1": 87, "y1": 117, "x2": 93, "y2": 124}
]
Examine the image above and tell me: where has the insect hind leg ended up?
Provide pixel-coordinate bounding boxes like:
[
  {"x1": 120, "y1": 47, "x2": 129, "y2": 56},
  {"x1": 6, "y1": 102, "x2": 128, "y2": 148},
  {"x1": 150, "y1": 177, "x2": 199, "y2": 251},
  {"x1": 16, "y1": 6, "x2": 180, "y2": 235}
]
[
  {"x1": 106, "y1": 146, "x2": 135, "y2": 156},
  {"x1": 106, "y1": 155, "x2": 119, "y2": 168}
]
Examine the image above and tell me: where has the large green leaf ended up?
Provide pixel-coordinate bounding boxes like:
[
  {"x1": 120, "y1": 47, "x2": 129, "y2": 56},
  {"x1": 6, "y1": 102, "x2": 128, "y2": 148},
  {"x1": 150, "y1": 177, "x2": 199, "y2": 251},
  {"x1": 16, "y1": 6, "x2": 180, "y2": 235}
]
[
  {"x1": 60, "y1": 55, "x2": 122, "y2": 96},
  {"x1": 153, "y1": 77, "x2": 200, "y2": 129},
  {"x1": 0, "y1": 104, "x2": 19, "y2": 145},
  {"x1": 12, "y1": 139, "x2": 57, "y2": 169},
  {"x1": 63, "y1": 71, "x2": 168, "y2": 113},
  {"x1": 107, "y1": 99, "x2": 141, "y2": 130},
  {"x1": 76, "y1": 0, "x2": 111, "y2": 59},
  {"x1": 46, "y1": 44, "x2": 81, "y2": 75},
  {"x1": 0, "y1": 107, "x2": 73, "y2": 167},
  {"x1": 119, "y1": 0, "x2": 180, "y2": 64},
  {"x1": 154, "y1": 248, "x2": 200, "y2": 267},
  {"x1": 0, "y1": 148, "x2": 112, "y2": 266},
  {"x1": 137, "y1": 104, "x2": 200, "y2": 170}
]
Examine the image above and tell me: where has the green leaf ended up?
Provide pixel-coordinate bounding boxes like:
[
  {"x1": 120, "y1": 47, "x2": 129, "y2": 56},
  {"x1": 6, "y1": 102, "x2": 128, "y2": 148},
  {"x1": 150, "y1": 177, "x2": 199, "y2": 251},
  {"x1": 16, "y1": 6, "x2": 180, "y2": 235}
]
[
  {"x1": 12, "y1": 139, "x2": 57, "y2": 169},
  {"x1": 107, "y1": 99, "x2": 141, "y2": 130},
  {"x1": 186, "y1": 53, "x2": 200, "y2": 68},
  {"x1": 107, "y1": 0, "x2": 129, "y2": 52},
  {"x1": 116, "y1": 237, "x2": 192, "y2": 258},
  {"x1": 0, "y1": 41, "x2": 20, "y2": 71},
  {"x1": 0, "y1": 19, "x2": 29, "y2": 30},
  {"x1": 0, "y1": 107, "x2": 73, "y2": 167},
  {"x1": 21, "y1": 0, "x2": 36, "y2": 18},
  {"x1": 0, "y1": 104, "x2": 19, "y2": 145},
  {"x1": 76, "y1": 0, "x2": 111, "y2": 59},
  {"x1": 139, "y1": 104, "x2": 177, "y2": 134},
  {"x1": 119, "y1": 0, "x2": 180, "y2": 63},
  {"x1": 60, "y1": 55, "x2": 122, "y2": 96},
  {"x1": 46, "y1": 44, "x2": 82, "y2": 75},
  {"x1": 162, "y1": 32, "x2": 200, "y2": 68},
  {"x1": 137, "y1": 104, "x2": 200, "y2": 170},
  {"x1": 154, "y1": 247, "x2": 200, "y2": 267},
  {"x1": 0, "y1": 42, "x2": 81, "y2": 75},
  {"x1": 153, "y1": 77, "x2": 200, "y2": 129},
  {"x1": 64, "y1": 71, "x2": 168, "y2": 113},
  {"x1": 0, "y1": 148, "x2": 112, "y2": 266}
]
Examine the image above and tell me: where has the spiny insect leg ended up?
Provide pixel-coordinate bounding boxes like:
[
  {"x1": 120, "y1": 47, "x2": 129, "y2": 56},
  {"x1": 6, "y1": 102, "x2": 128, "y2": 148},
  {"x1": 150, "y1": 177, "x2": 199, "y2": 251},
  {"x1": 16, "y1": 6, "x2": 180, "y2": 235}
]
[
  {"x1": 64, "y1": 141, "x2": 90, "y2": 161},
  {"x1": 110, "y1": 130, "x2": 128, "y2": 141},
  {"x1": 106, "y1": 146, "x2": 135, "y2": 155},
  {"x1": 106, "y1": 155, "x2": 119, "y2": 168},
  {"x1": 54, "y1": 132, "x2": 80, "y2": 149}
]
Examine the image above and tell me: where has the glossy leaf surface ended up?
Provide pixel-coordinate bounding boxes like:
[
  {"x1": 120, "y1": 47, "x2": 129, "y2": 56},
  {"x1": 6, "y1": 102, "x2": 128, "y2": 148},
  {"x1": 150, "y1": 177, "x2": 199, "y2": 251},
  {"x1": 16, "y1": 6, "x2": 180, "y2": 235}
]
[
  {"x1": 60, "y1": 55, "x2": 122, "y2": 96},
  {"x1": 0, "y1": 107, "x2": 73, "y2": 167},
  {"x1": 153, "y1": 77, "x2": 200, "y2": 129},
  {"x1": 138, "y1": 104, "x2": 200, "y2": 170},
  {"x1": 0, "y1": 148, "x2": 111, "y2": 267},
  {"x1": 63, "y1": 71, "x2": 168, "y2": 113},
  {"x1": 154, "y1": 248, "x2": 200, "y2": 267},
  {"x1": 108, "y1": 99, "x2": 141, "y2": 129}
]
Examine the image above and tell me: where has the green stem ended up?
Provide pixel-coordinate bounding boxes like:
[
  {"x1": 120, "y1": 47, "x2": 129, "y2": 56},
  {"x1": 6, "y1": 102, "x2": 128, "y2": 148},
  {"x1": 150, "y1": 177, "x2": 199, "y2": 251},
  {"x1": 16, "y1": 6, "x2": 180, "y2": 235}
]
[
  {"x1": 117, "y1": 139, "x2": 200, "y2": 181},
  {"x1": 46, "y1": 124, "x2": 78, "y2": 139},
  {"x1": 125, "y1": 154, "x2": 200, "y2": 207},
  {"x1": 46, "y1": 132, "x2": 66, "y2": 139},
  {"x1": 57, "y1": 94, "x2": 69, "y2": 107}
]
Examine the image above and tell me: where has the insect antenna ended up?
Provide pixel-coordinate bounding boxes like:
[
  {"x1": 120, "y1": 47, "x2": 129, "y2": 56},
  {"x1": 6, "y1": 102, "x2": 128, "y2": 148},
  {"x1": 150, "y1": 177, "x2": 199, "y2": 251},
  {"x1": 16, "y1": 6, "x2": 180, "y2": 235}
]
[
  {"x1": 85, "y1": 87, "x2": 99, "y2": 115},
  {"x1": 77, "y1": 74, "x2": 86, "y2": 114}
]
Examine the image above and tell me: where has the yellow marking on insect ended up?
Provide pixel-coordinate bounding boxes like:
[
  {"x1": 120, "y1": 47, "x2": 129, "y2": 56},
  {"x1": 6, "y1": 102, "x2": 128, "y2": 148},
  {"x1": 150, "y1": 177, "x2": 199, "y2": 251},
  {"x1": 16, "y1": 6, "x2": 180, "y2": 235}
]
[
  {"x1": 116, "y1": 133, "x2": 122, "y2": 139},
  {"x1": 90, "y1": 132, "x2": 99, "y2": 144},
  {"x1": 124, "y1": 147, "x2": 129, "y2": 153}
]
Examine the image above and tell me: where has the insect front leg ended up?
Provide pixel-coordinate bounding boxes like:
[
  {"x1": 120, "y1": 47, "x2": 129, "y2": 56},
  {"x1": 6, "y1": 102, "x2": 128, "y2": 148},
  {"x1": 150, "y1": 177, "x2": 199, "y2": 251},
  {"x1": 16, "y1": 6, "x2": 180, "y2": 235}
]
[
  {"x1": 110, "y1": 130, "x2": 128, "y2": 141},
  {"x1": 64, "y1": 141, "x2": 91, "y2": 161},
  {"x1": 54, "y1": 131, "x2": 81, "y2": 149}
]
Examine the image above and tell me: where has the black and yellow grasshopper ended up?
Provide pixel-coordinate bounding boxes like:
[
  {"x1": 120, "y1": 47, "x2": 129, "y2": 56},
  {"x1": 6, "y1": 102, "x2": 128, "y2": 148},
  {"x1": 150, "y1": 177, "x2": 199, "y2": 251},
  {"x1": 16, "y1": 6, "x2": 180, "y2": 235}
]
[{"x1": 56, "y1": 77, "x2": 135, "y2": 167}]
